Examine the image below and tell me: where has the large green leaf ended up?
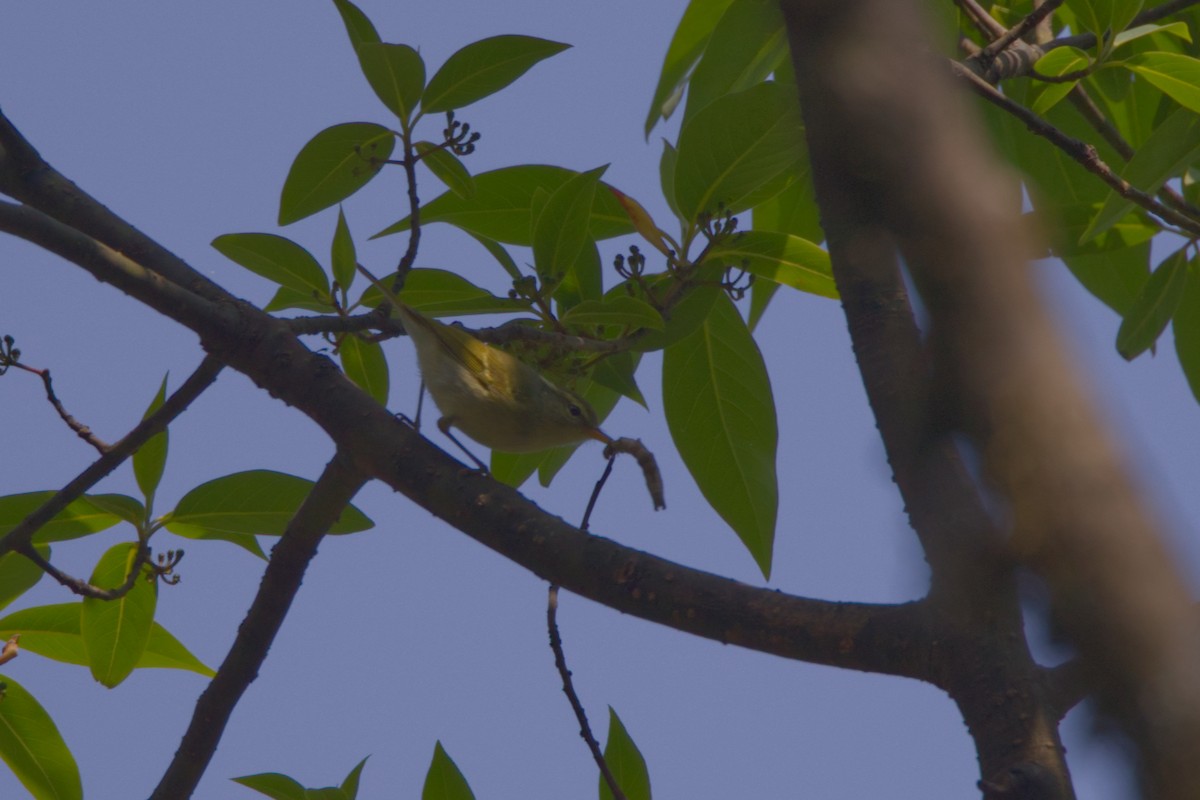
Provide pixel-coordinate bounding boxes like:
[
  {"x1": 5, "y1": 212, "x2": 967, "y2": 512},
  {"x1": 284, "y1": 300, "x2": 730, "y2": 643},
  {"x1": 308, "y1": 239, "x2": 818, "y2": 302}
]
[
  {"x1": 1116, "y1": 247, "x2": 1189, "y2": 359},
  {"x1": 133, "y1": 374, "x2": 169, "y2": 508},
  {"x1": 1064, "y1": 240, "x2": 1151, "y2": 315},
  {"x1": 422, "y1": 35, "x2": 569, "y2": 113},
  {"x1": 707, "y1": 231, "x2": 836, "y2": 298},
  {"x1": 533, "y1": 166, "x2": 606, "y2": 284},
  {"x1": 212, "y1": 233, "x2": 331, "y2": 299},
  {"x1": 559, "y1": 296, "x2": 665, "y2": 331},
  {"x1": 643, "y1": 0, "x2": 736, "y2": 136},
  {"x1": 682, "y1": 0, "x2": 786, "y2": 125},
  {"x1": 0, "y1": 674, "x2": 81, "y2": 800},
  {"x1": 0, "y1": 603, "x2": 213, "y2": 676},
  {"x1": 1173, "y1": 259, "x2": 1200, "y2": 403},
  {"x1": 339, "y1": 335, "x2": 389, "y2": 406},
  {"x1": 663, "y1": 293, "x2": 778, "y2": 576},
  {"x1": 355, "y1": 42, "x2": 425, "y2": 123},
  {"x1": 1081, "y1": 107, "x2": 1200, "y2": 242},
  {"x1": 372, "y1": 165, "x2": 632, "y2": 245},
  {"x1": 358, "y1": 268, "x2": 528, "y2": 316},
  {"x1": 673, "y1": 82, "x2": 804, "y2": 224},
  {"x1": 231, "y1": 772, "x2": 308, "y2": 800},
  {"x1": 162, "y1": 470, "x2": 373, "y2": 540},
  {"x1": 600, "y1": 707, "x2": 651, "y2": 800},
  {"x1": 1029, "y1": 47, "x2": 1090, "y2": 114},
  {"x1": 0, "y1": 547, "x2": 46, "y2": 612},
  {"x1": 421, "y1": 741, "x2": 475, "y2": 800},
  {"x1": 278, "y1": 123, "x2": 395, "y2": 225},
  {"x1": 81, "y1": 543, "x2": 156, "y2": 688},
  {"x1": 0, "y1": 493, "x2": 121, "y2": 544},
  {"x1": 331, "y1": 0, "x2": 381, "y2": 48},
  {"x1": 1126, "y1": 51, "x2": 1200, "y2": 113}
]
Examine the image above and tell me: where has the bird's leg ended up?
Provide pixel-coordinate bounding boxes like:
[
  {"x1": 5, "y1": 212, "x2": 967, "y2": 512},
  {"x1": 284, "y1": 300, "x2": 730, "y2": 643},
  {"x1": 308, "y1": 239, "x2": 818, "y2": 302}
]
[{"x1": 437, "y1": 416, "x2": 490, "y2": 473}]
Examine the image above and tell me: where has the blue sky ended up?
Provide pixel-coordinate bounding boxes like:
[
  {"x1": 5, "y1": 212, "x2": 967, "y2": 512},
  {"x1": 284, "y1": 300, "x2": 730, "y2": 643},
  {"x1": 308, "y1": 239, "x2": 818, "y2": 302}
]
[{"x1": 2, "y1": 2, "x2": 1197, "y2": 798}]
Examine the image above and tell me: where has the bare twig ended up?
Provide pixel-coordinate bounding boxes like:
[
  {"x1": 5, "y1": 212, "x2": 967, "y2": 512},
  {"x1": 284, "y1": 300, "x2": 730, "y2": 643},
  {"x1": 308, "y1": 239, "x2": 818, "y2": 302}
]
[
  {"x1": 547, "y1": 585, "x2": 627, "y2": 800},
  {"x1": 5, "y1": 360, "x2": 110, "y2": 453},
  {"x1": 981, "y1": 0, "x2": 1064, "y2": 59},
  {"x1": 604, "y1": 438, "x2": 665, "y2": 511},
  {"x1": 581, "y1": 453, "x2": 616, "y2": 531}
]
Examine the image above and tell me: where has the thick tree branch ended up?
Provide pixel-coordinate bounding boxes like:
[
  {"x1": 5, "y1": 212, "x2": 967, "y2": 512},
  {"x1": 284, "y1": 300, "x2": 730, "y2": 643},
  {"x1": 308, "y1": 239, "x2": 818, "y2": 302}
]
[
  {"x1": 782, "y1": 1, "x2": 1200, "y2": 798},
  {"x1": 150, "y1": 452, "x2": 368, "y2": 800}
]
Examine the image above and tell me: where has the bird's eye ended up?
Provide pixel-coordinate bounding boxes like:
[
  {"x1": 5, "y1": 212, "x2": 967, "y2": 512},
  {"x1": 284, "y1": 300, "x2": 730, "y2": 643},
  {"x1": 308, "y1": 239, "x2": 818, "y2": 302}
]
[{"x1": 568, "y1": 404, "x2": 582, "y2": 417}]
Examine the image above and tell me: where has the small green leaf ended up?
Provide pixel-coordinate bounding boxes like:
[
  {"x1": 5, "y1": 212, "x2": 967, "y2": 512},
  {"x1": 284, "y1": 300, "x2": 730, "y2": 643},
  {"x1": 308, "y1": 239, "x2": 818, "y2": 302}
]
[
  {"x1": 1117, "y1": 247, "x2": 1189, "y2": 359},
  {"x1": 339, "y1": 335, "x2": 389, "y2": 406},
  {"x1": 332, "y1": 209, "x2": 357, "y2": 294},
  {"x1": 81, "y1": 543, "x2": 156, "y2": 687},
  {"x1": 162, "y1": 470, "x2": 373, "y2": 540},
  {"x1": 133, "y1": 374, "x2": 169, "y2": 508},
  {"x1": 533, "y1": 166, "x2": 606, "y2": 281},
  {"x1": 553, "y1": 238, "x2": 603, "y2": 313},
  {"x1": 279, "y1": 123, "x2": 395, "y2": 225},
  {"x1": 232, "y1": 772, "x2": 308, "y2": 800},
  {"x1": 422, "y1": 741, "x2": 475, "y2": 800},
  {"x1": 340, "y1": 757, "x2": 370, "y2": 799},
  {"x1": 591, "y1": 352, "x2": 647, "y2": 408},
  {"x1": 265, "y1": 286, "x2": 337, "y2": 314},
  {"x1": 212, "y1": 233, "x2": 331, "y2": 298},
  {"x1": 0, "y1": 547, "x2": 46, "y2": 612},
  {"x1": 674, "y1": 82, "x2": 804, "y2": 224},
  {"x1": 747, "y1": 279, "x2": 780, "y2": 330},
  {"x1": 467, "y1": 233, "x2": 523, "y2": 280},
  {"x1": 415, "y1": 142, "x2": 475, "y2": 199},
  {"x1": 682, "y1": 0, "x2": 787, "y2": 125},
  {"x1": 600, "y1": 708, "x2": 652, "y2": 800},
  {"x1": 609, "y1": 186, "x2": 673, "y2": 256},
  {"x1": 1064, "y1": 241, "x2": 1151, "y2": 315},
  {"x1": 0, "y1": 603, "x2": 214, "y2": 676},
  {"x1": 371, "y1": 165, "x2": 632, "y2": 245},
  {"x1": 659, "y1": 139, "x2": 682, "y2": 221},
  {"x1": 1082, "y1": 108, "x2": 1200, "y2": 241},
  {"x1": 663, "y1": 293, "x2": 778, "y2": 576},
  {"x1": 560, "y1": 296, "x2": 665, "y2": 331},
  {"x1": 355, "y1": 42, "x2": 425, "y2": 122},
  {"x1": 1126, "y1": 51, "x2": 1200, "y2": 113},
  {"x1": 644, "y1": 0, "x2": 736, "y2": 136},
  {"x1": 358, "y1": 268, "x2": 528, "y2": 316},
  {"x1": 423, "y1": 35, "x2": 570, "y2": 113},
  {"x1": 707, "y1": 231, "x2": 836, "y2": 298},
  {"x1": 85, "y1": 494, "x2": 145, "y2": 527},
  {"x1": 1173, "y1": 259, "x2": 1200, "y2": 403},
  {"x1": 331, "y1": 0, "x2": 381, "y2": 48},
  {"x1": 1113, "y1": 21, "x2": 1192, "y2": 50},
  {"x1": 1030, "y1": 47, "x2": 1090, "y2": 114},
  {"x1": 0, "y1": 493, "x2": 121, "y2": 544},
  {"x1": 0, "y1": 674, "x2": 82, "y2": 800},
  {"x1": 634, "y1": 280, "x2": 722, "y2": 353}
]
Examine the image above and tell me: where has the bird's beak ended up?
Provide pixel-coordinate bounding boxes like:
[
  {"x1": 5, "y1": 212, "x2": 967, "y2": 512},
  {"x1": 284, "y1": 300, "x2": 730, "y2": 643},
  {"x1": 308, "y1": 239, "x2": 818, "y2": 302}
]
[{"x1": 589, "y1": 428, "x2": 613, "y2": 444}]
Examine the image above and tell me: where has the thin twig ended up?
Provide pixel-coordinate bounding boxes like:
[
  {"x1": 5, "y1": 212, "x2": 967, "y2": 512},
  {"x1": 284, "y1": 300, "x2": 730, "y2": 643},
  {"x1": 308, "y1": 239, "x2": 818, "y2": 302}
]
[
  {"x1": 0, "y1": 355, "x2": 224, "y2": 558},
  {"x1": 19, "y1": 541, "x2": 149, "y2": 600},
  {"x1": 547, "y1": 585, "x2": 627, "y2": 800},
  {"x1": 9, "y1": 362, "x2": 110, "y2": 453},
  {"x1": 581, "y1": 453, "x2": 616, "y2": 531},
  {"x1": 981, "y1": 0, "x2": 1064, "y2": 60}
]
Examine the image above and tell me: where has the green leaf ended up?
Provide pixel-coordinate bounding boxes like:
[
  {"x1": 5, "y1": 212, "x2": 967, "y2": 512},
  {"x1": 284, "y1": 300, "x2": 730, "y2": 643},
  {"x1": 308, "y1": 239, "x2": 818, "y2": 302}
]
[
  {"x1": 358, "y1": 268, "x2": 528, "y2": 316},
  {"x1": 644, "y1": 0, "x2": 736, "y2": 136},
  {"x1": 1066, "y1": 0, "x2": 1144, "y2": 44},
  {"x1": 86, "y1": 494, "x2": 146, "y2": 527},
  {"x1": 1117, "y1": 247, "x2": 1189, "y2": 359},
  {"x1": 340, "y1": 757, "x2": 370, "y2": 799},
  {"x1": 1064, "y1": 241, "x2": 1151, "y2": 315},
  {"x1": 421, "y1": 741, "x2": 475, "y2": 800},
  {"x1": 467, "y1": 233, "x2": 523, "y2": 280},
  {"x1": 372, "y1": 165, "x2": 632, "y2": 245},
  {"x1": 0, "y1": 603, "x2": 214, "y2": 676},
  {"x1": 707, "y1": 231, "x2": 836, "y2": 298},
  {"x1": 553, "y1": 238, "x2": 603, "y2": 313},
  {"x1": 331, "y1": 208, "x2": 357, "y2": 294},
  {"x1": 674, "y1": 82, "x2": 804, "y2": 224},
  {"x1": 331, "y1": 0, "x2": 381, "y2": 48},
  {"x1": 608, "y1": 186, "x2": 673, "y2": 256},
  {"x1": 634, "y1": 280, "x2": 722, "y2": 353},
  {"x1": 306, "y1": 788, "x2": 349, "y2": 800},
  {"x1": 81, "y1": 543, "x2": 156, "y2": 687},
  {"x1": 1113, "y1": 21, "x2": 1193, "y2": 50},
  {"x1": 747, "y1": 279, "x2": 780, "y2": 330},
  {"x1": 265, "y1": 286, "x2": 337, "y2": 314},
  {"x1": 1173, "y1": 259, "x2": 1200, "y2": 403},
  {"x1": 682, "y1": 0, "x2": 786, "y2": 125},
  {"x1": 1082, "y1": 108, "x2": 1200, "y2": 241},
  {"x1": 279, "y1": 123, "x2": 395, "y2": 225},
  {"x1": 422, "y1": 35, "x2": 570, "y2": 113},
  {"x1": 662, "y1": 293, "x2": 778, "y2": 576},
  {"x1": 1127, "y1": 51, "x2": 1200, "y2": 113},
  {"x1": 339, "y1": 335, "x2": 389, "y2": 406},
  {"x1": 212, "y1": 233, "x2": 331, "y2": 298},
  {"x1": 1030, "y1": 47, "x2": 1090, "y2": 114},
  {"x1": 415, "y1": 142, "x2": 475, "y2": 199},
  {"x1": 133, "y1": 374, "x2": 169, "y2": 508},
  {"x1": 0, "y1": 547, "x2": 46, "y2": 612},
  {"x1": 0, "y1": 493, "x2": 121, "y2": 545},
  {"x1": 162, "y1": 470, "x2": 373, "y2": 540},
  {"x1": 533, "y1": 166, "x2": 606, "y2": 285},
  {"x1": 600, "y1": 707, "x2": 652, "y2": 800},
  {"x1": 750, "y1": 165, "x2": 823, "y2": 241},
  {"x1": 591, "y1": 352, "x2": 647, "y2": 408},
  {"x1": 0, "y1": 674, "x2": 82, "y2": 800},
  {"x1": 559, "y1": 296, "x2": 665, "y2": 331},
  {"x1": 355, "y1": 42, "x2": 425, "y2": 123},
  {"x1": 232, "y1": 772, "x2": 308, "y2": 800},
  {"x1": 659, "y1": 139, "x2": 682, "y2": 221}
]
